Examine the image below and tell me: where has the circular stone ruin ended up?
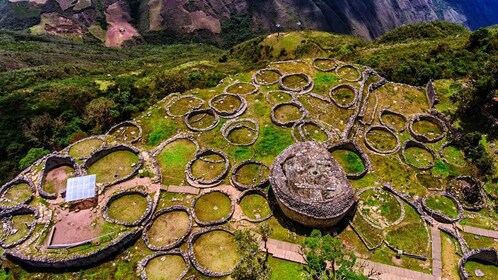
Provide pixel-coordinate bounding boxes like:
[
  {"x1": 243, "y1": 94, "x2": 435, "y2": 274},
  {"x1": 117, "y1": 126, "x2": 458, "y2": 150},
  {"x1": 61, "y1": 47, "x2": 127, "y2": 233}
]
[
  {"x1": 379, "y1": 109, "x2": 407, "y2": 132},
  {"x1": 143, "y1": 206, "x2": 192, "y2": 251},
  {"x1": 165, "y1": 94, "x2": 205, "y2": 117},
  {"x1": 364, "y1": 126, "x2": 401, "y2": 154},
  {"x1": 313, "y1": 57, "x2": 338, "y2": 72},
  {"x1": 0, "y1": 205, "x2": 38, "y2": 248},
  {"x1": 252, "y1": 68, "x2": 282, "y2": 85},
  {"x1": 409, "y1": 114, "x2": 446, "y2": 143},
  {"x1": 238, "y1": 189, "x2": 272, "y2": 222},
  {"x1": 138, "y1": 250, "x2": 190, "y2": 280},
  {"x1": 422, "y1": 192, "x2": 463, "y2": 223},
  {"x1": 448, "y1": 176, "x2": 486, "y2": 211},
  {"x1": 270, "y1": 141, "x2": 356, "y2": 227},
  {"x1": 279, "y1": 73, "x2": 313, "y2": 93},
  {"x1": 459, "y1": 248, "x2": 498, "y2": 280},
  {"x1": 224, "y1": 82, "x2": 258, "y2": 95},
  {"x1": 328, "y1": 141, "x2": 371, "y2": 179},
  {"x1": 0, "y1": 178, "x2": 34, "y2": 209},
  {"x1": 84, "y1": 145, "x2": 142, "y2": 186},
  {"x1": 68, "y1": 136, "x2": 105, "y2": 160},
  {"x1": 39, "y1": 155, "x2": 79, "y2": 199},
  {"x1": 292, "y1": 120, "x2": 333, "y2": 143},
  {"x1": 401, "y1": 140, "x2": 436, "y2": 170},
  {"x1": 221, "y1": 118, "x2": 259, "y2": 146},
  {"x1": 356, "y1": 187, "x2": 405, "y2": 230},
  {"x1": 188, "y1": 227, "x2": 240, "y2": 277},
  {"x1": 186, "y1": 149, "x2": 230, "y2": 188},
  {"x1": 230, "y1": 160, "x2": 269, "y2": 190},
  {"x1": 106, "y1": 121, "x2": 142, "y2": 143},
  {"x1": 440, "y1": 142, "x2": 466, "y2": 167},
  {"x1": 191, "y1": 190, "x2": 234, "y2": 226},
  {"x1": 336, "y1": 64, "x2": 362, "y2": 82},
  {"x1": 185, "y1": 108, "x2": 220, "y2": 132},
  {"x1": 329, "y1": 84, "x2": 358, "y2": 109},
  {"x1": 271, "y1": 102, "x2": 307, "y2": 127},
  {"x1": 265, "y1": 90, "x2": 294, "y2": 105},
  {"x1": 208, "y1": 93, "x2": 247, "y2": 118},
  {"x1": 103, "y1": 189, "x2": 152, "y2": 227}
]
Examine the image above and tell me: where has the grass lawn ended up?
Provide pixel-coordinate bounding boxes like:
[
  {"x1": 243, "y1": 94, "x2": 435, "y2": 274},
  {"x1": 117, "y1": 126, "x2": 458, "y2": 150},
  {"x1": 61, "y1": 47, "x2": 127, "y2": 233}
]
[
  {"x1": 225, "y1": 82, "x2": 257, "y2": 95},
  {"x1": 266, "y1": 90, "x2": 293, "y2": 104},
  {"x1": 442, "y1": 145, "x2": 466, "y2": 166},
  {"x1": 425, "y1": 195, "x2": 458, "y2": 218},
  {"x1": 301, "y1": 123, "x2": 329, "y2": 142},
  {"x1": 331, "y1": 87, "x2": 355, "y2": 106},
  {"x1": 157, "y1": 139, "x2": 197, "y2": 186},
  {"x1": 240, "y1": 194, "x2": 271, "y2": 220},
  {"x1": 68, "y1": 138, "x2": 103, "y2": 159},
  {"x1": 226, "y1": 125, "x2": 257, "y2": 146},
  {"x1": 465, "y1": 260, "x2": 498, "y2": 280},
  {"x1": 145, "y1": 254, "x2": 187, "y2": 280},
  {"x1": 210, "y1": 94, "x2": 242, "y2": 112},
  {"x1": 233, "y1": 162, "x2": 268, "y2": 186},
  {"x1": 255, "y1": 69, "x2": 281, "y2": 84},
  {"x1": 146, "y1": 211, "x2": 190, "y2": 247},
  {"x1": 381, "y1": 112, "x2": 406, "y2": 131},
  {"x1": 193, "y1": 230, "x2": 239, "y2": 273},
  {"x1": 404, "y1": 146, "x2": 434, "y2": 169},
  {"x1": 365, "y1": 128, "x2": 398, "y2": 152},
  {"x1": 273, "y1": 104, "x2": 303, "y2": 123},
  {"x1": 462, "y1": 233, "x2": 498, "y2": 251},
  {"x1": 191, "y1": 154, "x2": 227, "y2": 182},
  {"x1": 186, "y1": 112, "x2": 217, "y2": 130},
  {"x1": 359, "y1": 188, "x2": 403, "y2": 228},
  {"x1": 412, "y1": 120, "x2": 443, "y2": 140},
  {"x1": 332, "y1": 149, "x2": 365, "y2": 174},
  {"x1": 0, "y1": 183, "x2": 32, "y2": 207},
  {"x1": 107, "y1": 194, "x2": 148, "y2": 223},
  {"x1": 416, "y1": 173, "x2": 442, "y2": 190},
  {"x1": 168, "y1": 96, "x2": 204, "y2": 116},
  {"x1": 385, "y1": 205, "x2": 429, "y2": 255},
  {"x1": 193, "y1": 192, "x2": 232, "y2": 222},
  {"x1": 336, "y1": 65, "x2": 361, "y2": 80},
  {"x1": 1, "y1": 214, "x2": 34, "y2": 245},
  {"x1": 110, "y1": 125, "x2": 140, "y2": 142},
  {"x1": 281, "y1": 75, "x2": 308, "y2": 91},
  {"x1": 268, "y1": 255, "x2": 303, "y2": 280},
  {"x1": 87, "y1": 150, "x2": 139, "y2": 184}
]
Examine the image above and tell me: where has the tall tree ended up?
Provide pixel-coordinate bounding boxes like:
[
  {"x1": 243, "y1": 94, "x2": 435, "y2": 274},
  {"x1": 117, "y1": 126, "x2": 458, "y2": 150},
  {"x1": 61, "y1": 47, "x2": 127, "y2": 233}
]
[{"x1": 233, "y1": 230, "x2": 271, "y2": 280}]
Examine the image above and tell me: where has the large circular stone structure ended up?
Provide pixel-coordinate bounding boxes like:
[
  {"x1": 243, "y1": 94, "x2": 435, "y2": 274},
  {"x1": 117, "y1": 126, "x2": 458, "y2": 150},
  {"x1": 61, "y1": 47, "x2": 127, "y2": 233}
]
[{"x1": 270, "y1": 141, "x2": 356, "y2": 228}]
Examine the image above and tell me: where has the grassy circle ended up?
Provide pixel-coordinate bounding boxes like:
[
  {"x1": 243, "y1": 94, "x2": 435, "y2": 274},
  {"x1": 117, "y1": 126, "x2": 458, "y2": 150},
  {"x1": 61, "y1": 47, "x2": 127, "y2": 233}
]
[
  {"x1": 412, "y1": 119, "x2": 444, "y2": 141},
  {"x1": 193, "y1": 230, "x2": 239, "y2": 273},
  {"x1": 0, "y1": 213, "x2": 35, "y2": 245},
  {"x1": 404, "y1": 146, "x2": 434, "y2": 169},
  {"x1": 87, "y1": 150, "x2": 139, "y2": 184},
  {"x1": 145, "y1": 254, "x2": 187, "y2": 280},
  {"x1": 331, "y1": 86, "x2": 356, "y2": 107},
  {"x1": 273, "y1": 104, "x2": 303, "y2": 124},
  {"x1": 146, "y1": 210, "x2": 190, "y2": 248},
  {"x1": 465, "y1": 260, "x2": 498, "y2": 280},
  {"x1": 68, "y1": 138, "x2": 103, "y2": 159},
  {"x1": 365, "y1": 128, "x2": 398, "y2": 152},
  {"x1": 255, "y1": 69, "x2": 281, "y2": 84},
  {"x1": 266, "y1": 90, "x2": 293, "y2": 104},
  {"x1": 0, "y1": 183, "x2": 32, "y2": 207},
  {"x1": 300, "y1": 122, "x2": 329, "y2": 142},
  {"x1": 110, "y1": 125, "x2": 140, "y2": 142},
  {"x1": 336, "y1": 65, "x2": 361, "y2": 81},
  {"x1": 186, "y1": 111, "x2": 218, "y2": 130},
  {"x1": 191, "y1": 154, "x2": 227, "y2": 182},
  {"x1": 107, "y1": 194, "x2": 148, "y2": 224},
  {"x1": 331, "y1": 149, "x2": 366, "y2": 174},
  {"x1": 233, "y1": 163, "x2": 269, "y2": 187},
  {"x1": 381, "y1": 112, "x2": 406, "y2": 132},
  {"x1": 281, "y1": 74, "x2": 309, "y2": 91},
  {"x1": 193, "y1": 192, "x2": 232, "y2": 223},
  {"x1": 210, "y1": 94, "x2": 242, "y2": 113},
  {"x1": 168, "y1": 96, "x2": 204, "y2": 116},
  {"x1": 425, "y1": 195, "x2": 459, "y2": 218},
  {"x1": 225, "y1": 83, "x2": 257, "y2": 95},
  {"x1": 240, "y1": 194, "x2": 271, "y2": 220},
  {"x1": 358, "y1": 189, "x2": 403, "y2": 228}
]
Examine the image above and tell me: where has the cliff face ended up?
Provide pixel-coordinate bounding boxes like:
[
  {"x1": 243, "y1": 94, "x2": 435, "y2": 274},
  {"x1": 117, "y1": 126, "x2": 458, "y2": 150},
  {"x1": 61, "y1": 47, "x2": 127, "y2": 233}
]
[{"x1": 1, "y1": 0, "x2": 497, "y2": 46}]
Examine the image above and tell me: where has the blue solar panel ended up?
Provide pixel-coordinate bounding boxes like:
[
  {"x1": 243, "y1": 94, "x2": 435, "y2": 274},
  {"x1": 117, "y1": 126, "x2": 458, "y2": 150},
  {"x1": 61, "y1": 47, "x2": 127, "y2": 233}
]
[{"x1": 66, "y1": 175, "x2": 96, "y2": 202}]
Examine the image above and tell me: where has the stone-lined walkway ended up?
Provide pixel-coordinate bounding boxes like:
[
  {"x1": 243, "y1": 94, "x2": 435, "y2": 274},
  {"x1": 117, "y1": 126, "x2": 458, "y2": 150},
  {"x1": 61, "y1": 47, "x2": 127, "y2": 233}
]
[{"x1": 461, "y1": 225, "x2": 498, "y2": 239}]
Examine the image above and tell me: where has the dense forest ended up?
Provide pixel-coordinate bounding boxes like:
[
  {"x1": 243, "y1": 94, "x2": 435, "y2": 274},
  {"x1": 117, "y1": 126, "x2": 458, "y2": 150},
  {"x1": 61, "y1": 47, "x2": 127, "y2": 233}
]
[{"x1": 0, "y1": 22, "x2": 496, "y2": 187}]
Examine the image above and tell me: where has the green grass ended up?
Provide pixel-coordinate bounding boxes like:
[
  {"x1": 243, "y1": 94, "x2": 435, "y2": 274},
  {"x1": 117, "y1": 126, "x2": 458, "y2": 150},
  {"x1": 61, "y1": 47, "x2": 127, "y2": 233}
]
[
  {"x1": 358, "y1": 189, "x2": 403, "y2": 228},
  {"x1": 365, "y1": 128, "x2": 398, "y2": 152},
  {"x1": 462, "y1": 233, "x2": 498, "y2": 251},
  {"x1": 233, "y1": 163, "x2": 268, "y2": 186},
  {"x1": 404, "y1": 146, "x2": 434, "y2": 169},
  {"x1": 146, "y1": 211, "x2": 190, "y2": 247},
  {"x1": 412, "y1": 120, "x2": 443, "y2": 140},
  {"x1": 192, "y1": 230, "x2": 239, "y2": 273},
  {"x1": 381, "y1": 113, "x2": 406, "y2": 131},
  {"x1": 68, "y1": 138, "x2": 103, "y2": 159},
  {"x1": 332, "y1": 150, "x2": 365, "y2": 174},
  {"x1": 442, "y1": 145, "x2": 466, "y2": 166},
  {"x1": 157, "y1": 139, "x2": 197, "y2": 185},
  {"x1": 0, "y1": 183, "x2": 32, "y2": 207},
  {"x1": 240, "y1": 194, "x2": 272, "y2": 220},
  {"x1": 87, "y1": 151, "x2": 139, "y2": 184},
  {"x1": 425, "y1": 195, "x2": 458, "y2": 218},
  {"x1": 273, "y1": 104, "x2": 303, "y2": 123},
  {"x1": 110, "y1": 125, "x2": 140, "y2": 142},
  {"x1": 385, "y1": 205, "x2": 429, "y2": 255},
  {"x1": 268, "y1": 255, "x2": 303, "y2": 280},
  {"x1": 1, "y1": 214, "x2": 34, "y2": 245},
  {"x1": 337, "y1": 65, "x2": 361, "y2": 80},
  {"x1": 107, "y1": 194, "x2": 148, "y2": 223},
  {"x1": 225, "y1": 82, "x2": 257, "y2": 95},
  {"x1": 145, "y1": 254, "x2": 187, "y2": 280},
  {"x1": 193, "y1": 192, "x2": 232, "y2": 222},
  {"x1": 465, "y1": 260, "x2": 498, "y2": 280},
  {"x1": 255, "y1": 126, "x2": 294, "y2": 158},
  {"x1": 147, "y1": 120, "x2": 178, "y2": 146},
  {"x1": 191, "y1": 154, "x2": 227, "y2": 181}
]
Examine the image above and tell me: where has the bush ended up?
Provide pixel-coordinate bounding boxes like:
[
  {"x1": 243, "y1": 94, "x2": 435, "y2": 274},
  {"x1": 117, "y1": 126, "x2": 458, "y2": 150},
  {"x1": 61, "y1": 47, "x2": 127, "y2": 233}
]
[{"x1": 19, "y1": 147, "x2": 49, "y2": 169}]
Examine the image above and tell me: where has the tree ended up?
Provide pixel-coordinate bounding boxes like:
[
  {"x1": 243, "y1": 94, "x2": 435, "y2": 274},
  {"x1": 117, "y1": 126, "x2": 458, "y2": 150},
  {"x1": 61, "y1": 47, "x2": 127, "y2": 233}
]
[
  {"x1": 233, "y1": 230, "x2": 271, "y2": 280},
  {"x1": 259, "y1": 223, "x2": 274, "y2": 264},
  {"x1": 19, "y1": 147, "x2": 50, "y2": 169},
  {"x1": 302, "y1": 229, "x2": 367, "y2": 280},
  {"x1": 84, "y1": 97, "x2": 119, "y2": 133}
]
